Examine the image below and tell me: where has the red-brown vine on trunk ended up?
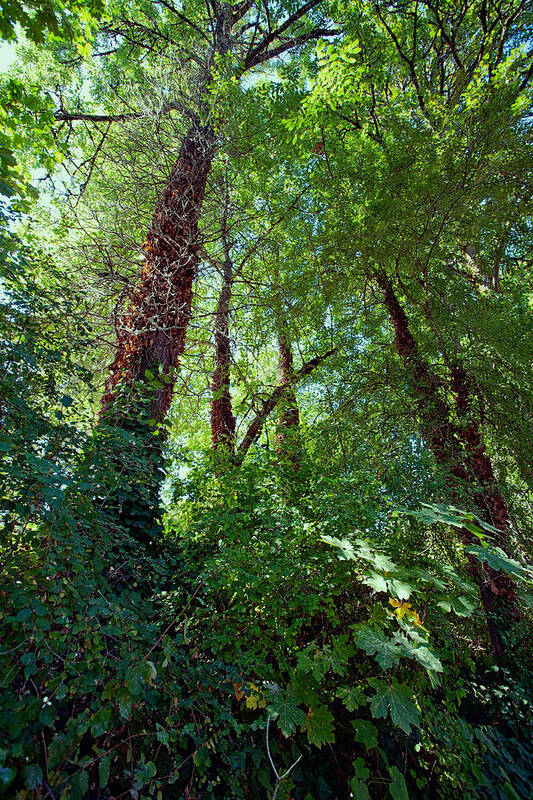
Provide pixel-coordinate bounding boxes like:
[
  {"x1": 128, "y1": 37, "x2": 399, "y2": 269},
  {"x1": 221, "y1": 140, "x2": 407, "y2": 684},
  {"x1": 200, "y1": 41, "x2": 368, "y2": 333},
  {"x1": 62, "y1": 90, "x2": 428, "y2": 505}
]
[
  {"x1": 376, "y1": 271, "x2": 518, "y2": 660},
  {"x1": 275, "y1": 332, "x2": 301, "y2": 466},
  {"x1": 99, "y1": 2, "x2": 338, "y2": 425},
  {"x1": 210, "y1": 228, "x2": 236, "y2": 450},
  {"x1": 101, "y1": 122, "x2": 216, "y2": 422}
]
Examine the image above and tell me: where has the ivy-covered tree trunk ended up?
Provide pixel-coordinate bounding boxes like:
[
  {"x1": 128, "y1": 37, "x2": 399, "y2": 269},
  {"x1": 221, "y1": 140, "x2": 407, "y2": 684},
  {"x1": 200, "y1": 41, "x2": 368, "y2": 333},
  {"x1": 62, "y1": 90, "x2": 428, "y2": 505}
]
[
  {"x1": 100, "y1": 4, "x2": 238, "y2": 424},
  {"x1": 96, "y1": 6, "x2": 236, "y2": 539},
  {"x1": 101, "y1": 122, "x2": 215, "y2": 422},
  {"x1": 376, "y1": 272, "x2": 517, "y2": 660},
  {"x1": 450, "y1": 364, "x2": 512, "y2": 531},
  {"x1": 210, "y1": 249, "x2": 235, "y2": 450}
]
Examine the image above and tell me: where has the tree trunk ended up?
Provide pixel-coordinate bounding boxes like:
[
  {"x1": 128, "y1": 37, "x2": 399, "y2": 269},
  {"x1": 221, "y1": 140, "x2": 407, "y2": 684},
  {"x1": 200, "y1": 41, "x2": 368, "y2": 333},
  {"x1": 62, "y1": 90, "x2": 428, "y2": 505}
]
[
  {"x1": 376, "y1": 272, "x2": 517, "y2": 660},
  {"x1": 101, "y1": 122, "x2": 215, "y2": 423},
  {"x1": 275, "y1": 332, "x2": 301, "y2": 466},
  {"x1": 210, "y1": 249, "x2": 236, "y2": 450},
  {"x1": 100, "y1": 4, "x2": 236, "y2": 424},
  {"x1": 376, "y1": 272, "x2": 462, "y2": 468},
  {"x1": 450, "y1": 363, "x2": 517, "y2": 600}
]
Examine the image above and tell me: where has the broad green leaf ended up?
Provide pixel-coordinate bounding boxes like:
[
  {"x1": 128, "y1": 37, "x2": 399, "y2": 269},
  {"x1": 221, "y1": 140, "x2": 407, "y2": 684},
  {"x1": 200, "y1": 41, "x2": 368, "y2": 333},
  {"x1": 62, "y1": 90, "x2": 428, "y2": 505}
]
[
  {"x1": 389, "y1": 766, "x2": 409, "y2": 800},
  {"x1": 23, "y1": 765, "x2": 43, "y2": 790},
  {"x1": 388, "y1": 579, "x2": 413, "y2": 600},
  {"x1": 352, "y1": 757, "x2": 370, "y2": 780},
  {"x1": 467, "y1": 545, "x2": 532, "y2": 583},
  {"x1": 351, "y1": 779, "x2": 371, "y2": 799},
  {"x1": 321, "y1": 535, "x2": 356, "y2": 560},
  {"x1": 368, "y1": 680, "x2": 420, "y2": 734},
  {"x1": 90, "y1": 707, "x2": 111, "y2": 736},
  {"x1": 99, "y1": 755, "x2": 111, "y2": 788},
  {"x1": 268, "y1": 690, "x2": 306, "y2": 737},
  {"x1": 336, "y1": 686, "x2": 366, "y2": 711},
  {"x1": 304, "y1": 704, "x2": 335, "y2": 747},
  {"x1": 363, "y1": 571, "x2": 388, "y2": 593},
  {"x1": 352, "y1": 720, "x2": 378, "y2": 751},
  {"x1": 354, "y1": 627, "x2": 402, "y2": 669}
]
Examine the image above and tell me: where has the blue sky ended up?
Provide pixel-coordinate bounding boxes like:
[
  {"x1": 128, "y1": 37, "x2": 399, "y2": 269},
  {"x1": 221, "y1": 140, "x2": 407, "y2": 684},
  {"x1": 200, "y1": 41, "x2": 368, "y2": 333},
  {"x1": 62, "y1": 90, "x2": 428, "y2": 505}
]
[{"x1": 0, "y1": 42, "x2": 16, "y2": 72}]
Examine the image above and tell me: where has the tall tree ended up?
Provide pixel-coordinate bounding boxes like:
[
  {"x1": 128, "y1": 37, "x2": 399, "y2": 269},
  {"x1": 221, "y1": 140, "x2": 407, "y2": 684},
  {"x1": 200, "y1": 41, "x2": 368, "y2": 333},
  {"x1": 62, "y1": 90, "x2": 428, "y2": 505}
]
[
  {"x1": 210, "y1": 210, "x2": 236, "y2": 450},
  {"x1": 376, "y1": 271, "x2": 517, "y2": 660},
  {"x1": 97, "y1": 0, "x2": 337, "y2": 424}
]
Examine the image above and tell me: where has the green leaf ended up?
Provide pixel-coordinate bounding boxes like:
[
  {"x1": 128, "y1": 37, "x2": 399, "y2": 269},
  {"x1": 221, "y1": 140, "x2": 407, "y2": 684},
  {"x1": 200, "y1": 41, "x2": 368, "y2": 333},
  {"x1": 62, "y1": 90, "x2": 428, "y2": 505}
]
[
  {"x1": 351, "y1": 779, "x2": 371, "y2": 799},
  {"x1": 389, "y1": 766, "x2": 409, "y2": 800},
  {"x1": 134, "y1": 760, "x2": 157, "y2": 789},
  {"x1": 268, "y1": 690, "x2": 306, "y2": 737},
  {"x1": 297, "y1": 647, "x2": 328, "y2": 682},
  {"x1": 99, "y1": 755, "x2": 111, "y2": 788},
  {"x1": 502, "y1": 781, "x2": 521, "y2": 800},
  {"x1": 327, "y1": 635, "x2": 356, "y2": 675},
  {"x1": 71, "y1": 770, "x2": 89, "y2": 800},
  {"x1": 466, "y1": 545, "x2": 532, "y2": 583},
  {"x1": 368, "y1": 680, "x2": 420, "y2": 734},
  {"x1": 321, "y1": 534, "x2": 356, "y2": 560},
  {"x1": 388, "y1": 579, "x2": 413, "y2": 600},
  {"x1": 363, "y1": 571, "x2": 388, "y2": 593},
  {"x1": 0, "y1": 765, "x2": 16, "y2": 787},
  {"x1": 396, "y1": 636, "x2": 443, "y2": 673},
  {"x1": 23, "y1": 765, "x2": 43, "y2": 790},
  {"x1": 336, "y1": 686, "x2": 366, "y2": 712},
  {"x1": 355, "y1": 540, "x2": 397, "y2": 571},
  {"x1": 352, "y1": 720, "x2": 378, "y2": 751},
  {"x1": 353, "y1": 757, "x2": 370, "y2": 780},
  {"x1": 116, "y1": 689, "x2": 132, "y2": 720},
  {"x1": 304, "y1": 704, "x2": 335, "y2": 747},
  {"x1": 354, "y1": 627, "x2": 402, "y2": 669},
  {"x1": 90, "y1": 707, "x2": 111, "y2": 736}
]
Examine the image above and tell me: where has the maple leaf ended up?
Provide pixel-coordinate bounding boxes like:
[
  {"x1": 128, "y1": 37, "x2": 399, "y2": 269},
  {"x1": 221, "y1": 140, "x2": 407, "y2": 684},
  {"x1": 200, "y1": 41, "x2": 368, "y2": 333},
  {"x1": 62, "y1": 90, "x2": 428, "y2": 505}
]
[
  {"x1": 267, "y1": 690, "x2": 306, "y2": 737},
  {"x1": 352, "y1": 719, "x2": 378, "y2": 750},
  {"x1": 363, "y1": 570, "x2": 388, "y2": 593},
  {"x1": 368, "y1": 679, "x2": 420, "y2": 734},
  {"x1": 354, "y1": 626, "x2": 402, "y2": 669},
  {"x1": 304, "y1": 703, "x2": 335, "y2": 747},
  {"x1": 336, "y1": 685, "x2": 366, "y2": 711},
  {"x1": 320, "y1": 534, "x2": 356, "y2": 560},
  {"x1": 389, "y1": 766, "x2": 409, "y2": 800}
]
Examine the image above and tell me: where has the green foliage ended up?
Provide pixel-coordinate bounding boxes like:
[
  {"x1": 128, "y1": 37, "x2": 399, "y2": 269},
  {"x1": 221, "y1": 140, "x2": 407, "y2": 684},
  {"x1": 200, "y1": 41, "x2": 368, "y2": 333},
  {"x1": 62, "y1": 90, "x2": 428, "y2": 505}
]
[{"x1": 1, "y1": 0, "x2": 532, "y2": 798}]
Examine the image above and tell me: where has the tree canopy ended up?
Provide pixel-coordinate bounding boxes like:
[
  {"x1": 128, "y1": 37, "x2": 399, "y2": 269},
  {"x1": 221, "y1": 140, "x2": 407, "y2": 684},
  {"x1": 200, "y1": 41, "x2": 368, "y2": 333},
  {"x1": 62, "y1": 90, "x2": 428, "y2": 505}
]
[{"x1": 1, "y1": 1, "x2": 532, "y2": 798}]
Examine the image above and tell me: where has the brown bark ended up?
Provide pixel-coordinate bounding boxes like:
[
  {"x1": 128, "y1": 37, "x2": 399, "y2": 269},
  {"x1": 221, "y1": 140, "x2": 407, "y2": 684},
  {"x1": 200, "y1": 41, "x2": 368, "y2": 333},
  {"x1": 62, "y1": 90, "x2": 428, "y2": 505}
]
[
  {"x1": 100, "y1": 4, "x2": 236, "y2": 423},
  {"x1": 210, "y1": 249, "x2": 236, "y2": 450},
  {"x1": 275, "y1": 332, "x2": 301, "y2": 464},
  {"x1": 450, "y1": 365, "x2": 509, "y2": 528},
  {"x1": 376, "y1": 272, "x2": 463, "y2": 468},
  {"x1": 101, "y1": 122, "x2": 215, "y2": 422},
  {"x1": 450, "y1": 364, "x2": 517, "y2": 601},
  {"x1": 377, "y1": 272, "x2": 517, "y2": 660}
]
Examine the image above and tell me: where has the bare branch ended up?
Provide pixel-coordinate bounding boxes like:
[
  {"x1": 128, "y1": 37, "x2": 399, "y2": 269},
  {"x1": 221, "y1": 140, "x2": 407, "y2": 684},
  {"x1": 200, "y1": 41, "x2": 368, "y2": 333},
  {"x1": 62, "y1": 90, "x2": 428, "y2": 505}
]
[
  {"x1": 245, "y1": 27, "x2": 339, "y2": 69},
  {"x1": 244, "y1": 0, "x2": 323, "y2": 68},
  {"x1": 238, "y1": 347, "x2": 336, "y2": 456}
]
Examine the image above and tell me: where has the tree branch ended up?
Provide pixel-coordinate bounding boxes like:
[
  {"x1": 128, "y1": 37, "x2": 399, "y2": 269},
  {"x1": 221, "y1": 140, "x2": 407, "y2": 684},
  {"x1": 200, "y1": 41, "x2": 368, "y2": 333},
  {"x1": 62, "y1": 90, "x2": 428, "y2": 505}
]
[
  {"x1": 245, "y1": 0, "x2": 322, "y2": 67},
  {"x1": 245, "y1": 27, "x2": 339, "y2": 69},
  {"x1": 155, "y1": 0, "x2": 212, "y2": 42},
  {"x1": 237, "y1": 347, "x2": 336, "y2": 456}
]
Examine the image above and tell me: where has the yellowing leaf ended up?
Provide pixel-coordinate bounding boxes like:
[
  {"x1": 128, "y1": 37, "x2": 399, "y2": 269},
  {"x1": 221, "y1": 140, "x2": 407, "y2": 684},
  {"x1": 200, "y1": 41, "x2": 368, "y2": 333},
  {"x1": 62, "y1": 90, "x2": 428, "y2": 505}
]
[
  {"x1": 245, "y1": 683, "x2": 266, "y2": 709},
  {"x1": 390, "y1": 598, "x2": 426, "y2": 629},
  {"x1": 234, "y1": 681, "x2": 266, "y2": 708}
]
